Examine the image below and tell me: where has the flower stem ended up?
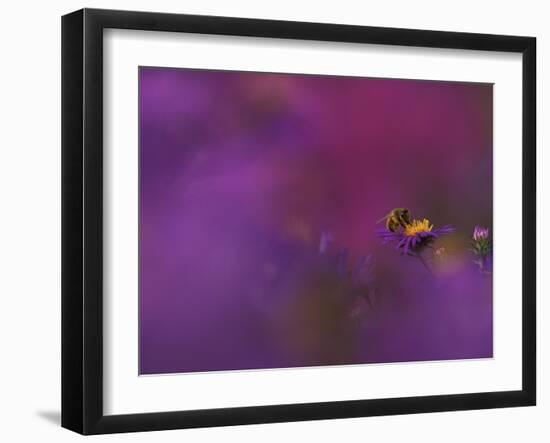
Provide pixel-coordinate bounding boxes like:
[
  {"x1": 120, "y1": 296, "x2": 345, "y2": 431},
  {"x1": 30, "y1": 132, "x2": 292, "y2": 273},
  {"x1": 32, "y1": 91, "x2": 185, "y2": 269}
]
[{"x1": 416, "y1": 252, "x2": 433, "y2": 275}]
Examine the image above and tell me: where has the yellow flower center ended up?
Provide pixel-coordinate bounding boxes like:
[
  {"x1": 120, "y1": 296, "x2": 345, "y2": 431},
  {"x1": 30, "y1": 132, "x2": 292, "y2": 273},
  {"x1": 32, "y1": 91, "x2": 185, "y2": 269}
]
[{"x1": 404, "y1": 218, "x2": 433, "y2": 236}]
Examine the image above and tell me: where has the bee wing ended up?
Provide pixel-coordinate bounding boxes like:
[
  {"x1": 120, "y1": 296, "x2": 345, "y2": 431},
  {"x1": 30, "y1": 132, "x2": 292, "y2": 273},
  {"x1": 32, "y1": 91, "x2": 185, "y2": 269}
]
[{"x1": 376, "y1": 213, "x2": 391, "y2": 224}]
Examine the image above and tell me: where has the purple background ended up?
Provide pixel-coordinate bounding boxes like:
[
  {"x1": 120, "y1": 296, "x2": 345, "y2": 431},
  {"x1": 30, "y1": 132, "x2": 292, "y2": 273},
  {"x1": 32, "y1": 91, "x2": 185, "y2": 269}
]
[{"x1": 139, "y1": 67, "x2": 493, "y2": 375}]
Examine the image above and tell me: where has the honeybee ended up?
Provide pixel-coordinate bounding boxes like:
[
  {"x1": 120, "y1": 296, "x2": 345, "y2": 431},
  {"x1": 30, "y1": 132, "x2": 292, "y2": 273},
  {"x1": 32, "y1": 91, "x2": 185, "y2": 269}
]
[{"x1": 377, "y1": 208, "x2": 412, "y2": 232}]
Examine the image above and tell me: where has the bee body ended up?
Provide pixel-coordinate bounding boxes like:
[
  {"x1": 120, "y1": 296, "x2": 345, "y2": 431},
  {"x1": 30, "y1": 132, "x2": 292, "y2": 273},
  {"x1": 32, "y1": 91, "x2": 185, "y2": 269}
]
[{"x1": 378, "y1": 208, "x2": 411, "y2": 232}]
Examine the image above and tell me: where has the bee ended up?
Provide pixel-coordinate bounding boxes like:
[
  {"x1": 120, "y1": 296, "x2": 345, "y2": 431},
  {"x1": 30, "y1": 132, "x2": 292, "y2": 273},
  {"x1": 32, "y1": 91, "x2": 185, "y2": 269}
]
[{"x1": 377, "y1": 208, "x2": 412, "y2": 232}]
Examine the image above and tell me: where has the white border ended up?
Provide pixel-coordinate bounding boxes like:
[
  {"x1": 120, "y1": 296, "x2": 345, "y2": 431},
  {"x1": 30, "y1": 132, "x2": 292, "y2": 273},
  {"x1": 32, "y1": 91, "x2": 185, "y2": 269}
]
[{"x1": 103, "y1": 29, "x2": 523, "y2": 415}]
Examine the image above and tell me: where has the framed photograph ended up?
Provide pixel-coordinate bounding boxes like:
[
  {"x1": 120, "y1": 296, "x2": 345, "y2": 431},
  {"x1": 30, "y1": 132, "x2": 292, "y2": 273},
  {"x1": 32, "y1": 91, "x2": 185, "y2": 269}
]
[{"x1": 62, "y1": 8, "x2": 536, "y2": 435}]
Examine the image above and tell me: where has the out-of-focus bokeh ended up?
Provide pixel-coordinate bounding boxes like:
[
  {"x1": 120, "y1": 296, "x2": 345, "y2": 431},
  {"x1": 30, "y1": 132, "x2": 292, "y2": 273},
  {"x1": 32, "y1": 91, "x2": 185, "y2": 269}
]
[{"x1": 139, "y1": 67, "x2": 493, "y2": 374}]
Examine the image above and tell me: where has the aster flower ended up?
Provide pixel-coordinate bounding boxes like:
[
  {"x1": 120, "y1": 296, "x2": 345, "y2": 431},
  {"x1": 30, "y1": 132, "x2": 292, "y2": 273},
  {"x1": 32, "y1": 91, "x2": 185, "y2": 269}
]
[
  {"x1": 470, "y1": 225, "x2": 491, "y2": 273},
  {"x1": 378, "y1": 218, "x2": 454, "y2": 255},
  {"x1": 377, "y1": 217, "x2": 454, "y2": 273},
  {"x1": 473, "y1": 225, "x2": 490, "y2": 243},
  {"x1": 318, "y1": 233, "x2": 377, "y2": 318},
  {"x1": 337, "y1": 247, "x2": 349, "y2": 279},
  {"x1": 340, "y1": 250, "x2": 377, "y2": 317},
  {"x1": 352, "y1": 253, "x2": 375, "y2": 287},
  {"x1": 319, "y1": 230, "x2": 334, "y2": 254}
]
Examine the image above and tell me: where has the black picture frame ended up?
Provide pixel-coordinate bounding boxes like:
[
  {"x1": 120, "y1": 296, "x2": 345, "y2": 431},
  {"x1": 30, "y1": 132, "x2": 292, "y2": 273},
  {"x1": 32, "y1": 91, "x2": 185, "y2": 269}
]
[{"x1": 62, "y1": 8, "x2": 536, "y2": 435}]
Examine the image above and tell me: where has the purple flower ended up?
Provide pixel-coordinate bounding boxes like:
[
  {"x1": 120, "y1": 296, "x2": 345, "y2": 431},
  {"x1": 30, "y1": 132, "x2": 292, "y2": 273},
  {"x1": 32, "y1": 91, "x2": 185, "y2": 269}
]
[
  {"x1": 337, "y1": 248, "x2": 349, "y2": 278},
  {"x1": 335, "y1": 248, "x2": 375, "y2": 287},
  {"x1": 352, "y1": 254, "x2": 375, "y2": 286},
  {"x1": 318, "y1": 233, "x2": 377, "y2": 317},
  {"x1": 377, "y1": 218, "x2": 454, "y2": 256},
  {"x1": 473, "y1": 225, "x2": 490, "y2": 242},
  {"x1": 471, "y1": 225, "x2": 491, "y2": 273},
  {"x1": 319, "y1": 230, "x2": 334, "y2": 254}
]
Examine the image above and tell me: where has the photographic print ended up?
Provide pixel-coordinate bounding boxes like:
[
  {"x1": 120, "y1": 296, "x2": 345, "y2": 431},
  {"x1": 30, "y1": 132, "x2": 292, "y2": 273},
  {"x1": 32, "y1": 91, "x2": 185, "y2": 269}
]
[{"x1": 139, "y1": 67, "x2": 493, "y2": 375}]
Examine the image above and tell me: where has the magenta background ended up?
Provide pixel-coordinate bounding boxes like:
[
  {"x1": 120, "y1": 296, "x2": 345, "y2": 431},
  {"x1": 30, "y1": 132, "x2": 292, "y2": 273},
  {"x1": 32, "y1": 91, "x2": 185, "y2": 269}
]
[{"x1": 139, "y1": 67, "x2": 493, "y2": 375}]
